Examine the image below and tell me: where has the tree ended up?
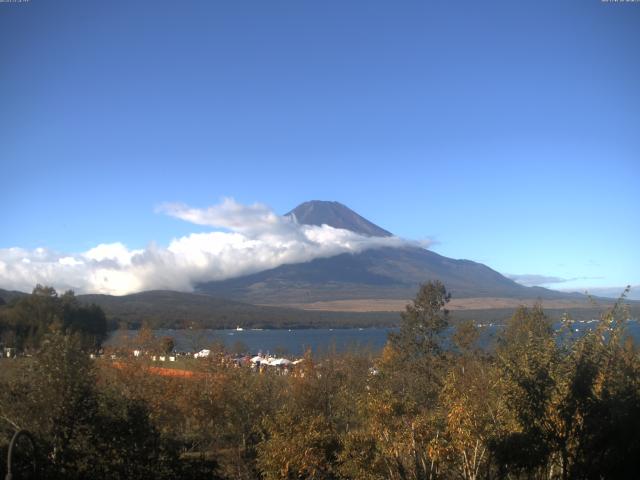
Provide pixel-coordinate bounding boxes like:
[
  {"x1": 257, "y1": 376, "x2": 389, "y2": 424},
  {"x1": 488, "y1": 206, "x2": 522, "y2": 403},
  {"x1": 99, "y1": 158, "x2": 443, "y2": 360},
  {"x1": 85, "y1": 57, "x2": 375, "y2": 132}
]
[
  {"x1": 490, "y1": 304, "x2": 559, "y2": 476},
  {"x1": 384, "y1": 280, "x2": 451, "y2": 409},
  {"x1": 60, "y1": 292, "x2": 108, "y2": 351},
  {"x1": 158, "y1": 336, "x2": 175, "y2": 355},
  {"x1": 0, "y1": 330, "x2": 219, "y2": 479},
  {"x1": 257, "y1": 350, "x2": 363, "y2": 480},
  {"x1": 6, "y1": 285, "x2": 61, "y2": 350},
  {"x1": 438, "y1": 321, "x2": 501, "y2": 480},
  {"x1": 491, "y1": 296, "x2": 640, "y2": 479},
  {"x1": 0, "y1": 331, "x2": 101, "y2": 478},
  {"x1": 389, "y1": 280, "x2": 450, "y2": 360},
  {"x1": 0, "y1": 286, "x2": 107, "y2": 352},
  {"x1": 341, "y1": 282, "x2": 453, "y2": 480}
]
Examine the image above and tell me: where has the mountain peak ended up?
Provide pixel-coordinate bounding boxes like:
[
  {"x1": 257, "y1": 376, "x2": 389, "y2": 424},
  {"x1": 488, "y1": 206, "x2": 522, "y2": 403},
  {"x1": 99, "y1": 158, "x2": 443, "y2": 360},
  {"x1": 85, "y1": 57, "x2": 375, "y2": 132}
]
[{"x1": 286, "y1": 201, "x2": 392, "y2": 237}]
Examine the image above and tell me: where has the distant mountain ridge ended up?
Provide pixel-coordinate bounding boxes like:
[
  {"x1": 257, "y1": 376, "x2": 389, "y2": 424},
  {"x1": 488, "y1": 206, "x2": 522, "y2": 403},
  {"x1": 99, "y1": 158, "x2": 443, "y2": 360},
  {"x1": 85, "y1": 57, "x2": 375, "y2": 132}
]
[
  {"x1": 196, "y1": 246, "x2": 582, "y2": 304},
  {"x1": 197, "y1": 200, "x2": 584, "y2": 305}
]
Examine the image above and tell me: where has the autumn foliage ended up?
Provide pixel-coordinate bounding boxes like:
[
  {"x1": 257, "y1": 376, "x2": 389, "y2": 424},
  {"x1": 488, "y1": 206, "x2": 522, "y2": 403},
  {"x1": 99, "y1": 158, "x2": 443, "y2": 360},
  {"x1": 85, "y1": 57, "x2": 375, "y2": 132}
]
[{"x1": 1, "y1": 282, "x2": 639, "y2": 479}]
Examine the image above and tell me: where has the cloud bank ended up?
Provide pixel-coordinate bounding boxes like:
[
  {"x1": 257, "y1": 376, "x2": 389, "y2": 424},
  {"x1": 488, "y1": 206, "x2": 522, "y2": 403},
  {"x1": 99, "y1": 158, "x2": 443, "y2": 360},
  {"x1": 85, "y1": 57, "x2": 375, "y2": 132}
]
[
  {"x1": 0, "y1": 199, "x2": 408, "y2": 296},
  {"x1": 559, "y1": 285, "x2": 640, "y2": 301},
  {"x1": 506, "y1": 273, "x2": 603, "y2": 287},
  {"x1": 506, "y1": 274, "x2": 575, "y2": 287}
]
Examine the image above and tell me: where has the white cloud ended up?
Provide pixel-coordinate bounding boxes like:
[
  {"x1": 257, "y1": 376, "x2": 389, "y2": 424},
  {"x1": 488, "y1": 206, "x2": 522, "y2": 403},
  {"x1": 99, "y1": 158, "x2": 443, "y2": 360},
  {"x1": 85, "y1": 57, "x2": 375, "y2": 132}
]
[
  {"x1": 506, "y1": 273, "x2": 573, "y2": 286},
  {"x1": 0, "y1": 199, "x2": 408, "y2": 296},
  {"x1": 506, "y1": 273, "x2": 604, "y2": 287},
  {"x1": 159, "y1": 198, "x2": 287, "y2": 236},
  {"x1": 559, "y1": 285, "x2": 640, "y2": 301},
  {"x1": 83, "y1": 242, "x2": 143, "y2": 265}
]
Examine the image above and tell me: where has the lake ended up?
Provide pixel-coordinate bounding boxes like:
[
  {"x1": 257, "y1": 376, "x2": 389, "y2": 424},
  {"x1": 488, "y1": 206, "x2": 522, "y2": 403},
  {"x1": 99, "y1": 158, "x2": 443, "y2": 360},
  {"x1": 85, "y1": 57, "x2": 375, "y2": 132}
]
[
  {"x1": 106, "y1": 327, "x2": 394, "y2": 356},
  {"x1": 105, "y1": 319, "x2": 640, "y2": 356}
]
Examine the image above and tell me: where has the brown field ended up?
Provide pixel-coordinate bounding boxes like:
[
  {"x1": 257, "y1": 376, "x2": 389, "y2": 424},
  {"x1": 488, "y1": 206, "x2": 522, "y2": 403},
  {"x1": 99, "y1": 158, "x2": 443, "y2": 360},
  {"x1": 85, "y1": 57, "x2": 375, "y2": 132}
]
[
  {"x1": 274, "y1": 297, "x2": 605, "y2": 312},
  {"x1": 111, "y1": 361, "x2": 204, "y2": 378}
]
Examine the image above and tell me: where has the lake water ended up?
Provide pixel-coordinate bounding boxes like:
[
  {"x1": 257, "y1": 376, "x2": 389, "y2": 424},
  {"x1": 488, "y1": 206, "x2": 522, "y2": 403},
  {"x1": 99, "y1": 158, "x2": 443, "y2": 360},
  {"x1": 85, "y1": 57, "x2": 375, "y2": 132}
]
[
  {"x1": 105, "y1": 319, "x2": 640, "y2": 356},
  {"x1": 106, "y1": 327, "x2": 394, "y2": 356}
]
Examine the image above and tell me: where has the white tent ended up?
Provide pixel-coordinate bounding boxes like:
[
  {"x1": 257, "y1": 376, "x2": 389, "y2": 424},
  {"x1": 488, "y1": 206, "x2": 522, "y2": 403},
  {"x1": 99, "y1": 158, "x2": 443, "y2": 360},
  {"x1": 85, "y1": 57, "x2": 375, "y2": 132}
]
[
  {"x1": 270, "y1": 358, "x2": 292, "y2": 366},
  {"x1": 194, "y1": 349, "x2": 211, "y2": 358}
]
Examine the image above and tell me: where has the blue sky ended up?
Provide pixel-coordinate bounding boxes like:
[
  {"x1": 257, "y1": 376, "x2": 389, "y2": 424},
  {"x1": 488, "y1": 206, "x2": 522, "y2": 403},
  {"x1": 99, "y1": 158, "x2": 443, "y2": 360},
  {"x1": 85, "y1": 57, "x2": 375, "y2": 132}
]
[{"x1": 1, "y1": 0, "x2": 638, "y2": 296}]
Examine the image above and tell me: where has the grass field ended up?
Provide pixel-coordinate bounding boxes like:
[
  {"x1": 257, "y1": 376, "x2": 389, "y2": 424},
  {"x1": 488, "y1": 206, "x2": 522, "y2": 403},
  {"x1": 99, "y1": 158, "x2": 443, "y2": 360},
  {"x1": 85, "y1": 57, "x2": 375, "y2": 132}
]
[{"x1": 273, "y1": 297, "x2": 619, "y2": 312}]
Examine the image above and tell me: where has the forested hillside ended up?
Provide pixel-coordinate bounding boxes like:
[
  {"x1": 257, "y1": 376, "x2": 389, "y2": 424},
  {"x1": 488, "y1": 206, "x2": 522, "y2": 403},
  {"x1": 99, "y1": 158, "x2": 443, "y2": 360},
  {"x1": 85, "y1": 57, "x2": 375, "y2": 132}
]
[
  {"x1": 77, "y1": 290, "x2": 399, "y2": 329},
  {"x1": 0, "y1": 285, "x2": 107, "y2": 351}
]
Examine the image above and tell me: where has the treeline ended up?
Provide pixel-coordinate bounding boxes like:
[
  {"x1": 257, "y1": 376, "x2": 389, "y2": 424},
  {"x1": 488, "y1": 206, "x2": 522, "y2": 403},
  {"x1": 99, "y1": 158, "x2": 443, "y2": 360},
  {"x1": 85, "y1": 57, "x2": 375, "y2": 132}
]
[
  {"x1": 1, "y1": 282, "x2": 639, "y2": 479},
  {"x1": 0, "y1": 285, "x2": 108, "y2": 352}
]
